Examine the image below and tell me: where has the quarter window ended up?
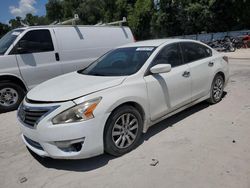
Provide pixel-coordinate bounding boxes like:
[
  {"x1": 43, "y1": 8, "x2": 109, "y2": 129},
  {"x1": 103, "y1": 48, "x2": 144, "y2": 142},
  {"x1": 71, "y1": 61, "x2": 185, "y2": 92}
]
[
  {"x1": 16, "y1": 30, "x2": 54, "y2": 54},
  {"x1": 181, "y1": 42, "x2": 212, "y2": 63},
  {"x1": 152, "y1": 43, "x2": 183, "y2": 68}
]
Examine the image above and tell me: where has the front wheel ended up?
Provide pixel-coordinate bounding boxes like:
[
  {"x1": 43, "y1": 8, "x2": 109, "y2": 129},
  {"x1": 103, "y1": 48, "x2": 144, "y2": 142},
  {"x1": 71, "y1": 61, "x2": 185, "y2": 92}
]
[
  {"x1": 207, "y1": 74, "x2": 224, "y2": 104},
  {"x1": 104, "y1": 105, "x2": 143, "y2": 156},
  {"x1": 0, "y1": 83, "x2": 25, "y2": 113}
]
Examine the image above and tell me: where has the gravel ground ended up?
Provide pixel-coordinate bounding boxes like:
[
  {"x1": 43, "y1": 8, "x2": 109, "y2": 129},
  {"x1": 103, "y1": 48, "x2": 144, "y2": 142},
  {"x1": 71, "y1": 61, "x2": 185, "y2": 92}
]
[{"x1": 0, "y1": 55, "x2": 250, "y2": 188}]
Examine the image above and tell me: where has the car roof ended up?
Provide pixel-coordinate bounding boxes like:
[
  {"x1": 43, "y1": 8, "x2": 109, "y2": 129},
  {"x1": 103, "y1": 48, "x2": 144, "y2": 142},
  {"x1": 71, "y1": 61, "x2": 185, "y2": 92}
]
[
  {"x1": 119, "y1": 38, "x2": 201, "y2": 48},
  {"x1": 14, "y1": 25, "x2": 130, "y2": 30}
]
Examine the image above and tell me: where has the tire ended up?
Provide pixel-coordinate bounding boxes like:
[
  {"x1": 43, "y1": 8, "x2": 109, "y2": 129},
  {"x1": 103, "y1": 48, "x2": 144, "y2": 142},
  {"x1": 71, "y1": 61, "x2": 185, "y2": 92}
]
[
  {"x1": 229, "y1": 46, "x2": 236, "y2": 52},
  {"x1": 104, "y1": 105, "x2": 143, "y2": 156},
  {"x1": 207, "y1": 74, "x2": 224, "y2": 104},
  {"x1": 0, "y1": 82, "x2": 25, "y2": 113}
]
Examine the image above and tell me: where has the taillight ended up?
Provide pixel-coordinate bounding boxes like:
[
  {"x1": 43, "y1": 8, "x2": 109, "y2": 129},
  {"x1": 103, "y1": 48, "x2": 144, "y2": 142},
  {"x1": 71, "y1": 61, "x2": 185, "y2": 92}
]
[{"x1": 223, "y1": 56, "x2": 229, "y2": 63}]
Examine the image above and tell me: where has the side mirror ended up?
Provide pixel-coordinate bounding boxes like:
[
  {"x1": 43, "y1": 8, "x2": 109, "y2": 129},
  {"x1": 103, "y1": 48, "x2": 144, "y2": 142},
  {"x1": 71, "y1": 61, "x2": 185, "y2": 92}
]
[
  {"x1": 150, "y1": 64, "x2": 171, "y2": 74},
  {"x1": 16, "y1": 40, "x2": 28, "y2": 54}
]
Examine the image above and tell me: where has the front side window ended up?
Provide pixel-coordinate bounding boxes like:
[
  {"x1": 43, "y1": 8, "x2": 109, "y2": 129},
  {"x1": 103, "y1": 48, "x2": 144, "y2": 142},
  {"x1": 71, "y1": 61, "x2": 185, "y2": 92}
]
[
  {"x1": 0, "y1": 29, "x2": 24, "y2": 55},
  {"x1": 79, "y1": 47, "x2": 155, "y2": 76},
  {"x1": 152, "y1": 43, "x2": 183, "y2": 67},
  {"x1": 14, "y1": 29, "x2": 54, "y2": 54},
  {"x1": 181, "y1": 42, "x2": 212, "y2": 63}
]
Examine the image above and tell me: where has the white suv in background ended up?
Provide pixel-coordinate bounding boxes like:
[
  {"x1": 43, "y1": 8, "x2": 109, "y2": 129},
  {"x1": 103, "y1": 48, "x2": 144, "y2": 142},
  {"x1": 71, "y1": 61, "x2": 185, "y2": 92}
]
[{"x1": 17, "y1": 39, "x2": 229, "y2": 159}]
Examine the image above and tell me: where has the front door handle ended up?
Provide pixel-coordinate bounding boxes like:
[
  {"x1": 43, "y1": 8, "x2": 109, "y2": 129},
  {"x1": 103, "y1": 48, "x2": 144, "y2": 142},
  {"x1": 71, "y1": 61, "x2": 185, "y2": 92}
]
[
  {"x1": 55, "y1": 52, "x2": 60, "y2": 61},
  {"x1": 182, "y1": 71, "x2": 190, "y2": 78},
  {"x1": 208, "y1": 61, "x2": 214, "y2": 67}
]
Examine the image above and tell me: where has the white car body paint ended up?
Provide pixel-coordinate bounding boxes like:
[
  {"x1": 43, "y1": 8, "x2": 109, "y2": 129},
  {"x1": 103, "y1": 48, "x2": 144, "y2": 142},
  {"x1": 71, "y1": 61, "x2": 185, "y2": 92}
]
[{"x1": 17, "y1": 39, "x2": 229, "y2": 159}]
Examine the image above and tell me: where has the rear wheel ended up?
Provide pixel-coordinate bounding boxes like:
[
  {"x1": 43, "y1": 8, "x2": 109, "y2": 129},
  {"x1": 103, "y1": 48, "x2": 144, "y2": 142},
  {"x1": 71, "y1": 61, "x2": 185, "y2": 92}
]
[
  {"x1": 0, "y1": 83, "x2": 25, "y2": 113},
  {"x1": 207, "y1": 74, "x2": 224, "y2": 104},
  {"x1": 104, "y1": 105, "x2": 143, "y2": 156}
]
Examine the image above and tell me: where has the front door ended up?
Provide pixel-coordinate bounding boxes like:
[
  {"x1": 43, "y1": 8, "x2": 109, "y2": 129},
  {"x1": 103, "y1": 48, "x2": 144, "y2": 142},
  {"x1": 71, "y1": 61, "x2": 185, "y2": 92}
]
[
  {"x1": 13, "y1": 29, "x2": 62, "y2": 89},
  {"x1": 144, "y1": 43, "x2": 192, "y2": 121}
]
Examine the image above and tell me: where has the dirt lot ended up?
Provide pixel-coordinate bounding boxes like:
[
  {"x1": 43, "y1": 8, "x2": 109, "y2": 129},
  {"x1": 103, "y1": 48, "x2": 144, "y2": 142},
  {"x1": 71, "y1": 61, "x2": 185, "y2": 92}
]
[{"x1": 1, "y1": 51, "x2": 250, "y2": 188}]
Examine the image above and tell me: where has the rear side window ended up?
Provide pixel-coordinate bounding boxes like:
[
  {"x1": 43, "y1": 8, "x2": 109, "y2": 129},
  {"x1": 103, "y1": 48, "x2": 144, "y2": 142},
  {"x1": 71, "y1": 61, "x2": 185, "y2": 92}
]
[
  {"x1": 17, "y1": 30, "x2": 54, "y2": 53},
  {"x1": 152, "y1": 43, "x2": 183, "y2": 68},
  {"x1": 181, "y1": 42, "x2": 212, "y2": 63}
]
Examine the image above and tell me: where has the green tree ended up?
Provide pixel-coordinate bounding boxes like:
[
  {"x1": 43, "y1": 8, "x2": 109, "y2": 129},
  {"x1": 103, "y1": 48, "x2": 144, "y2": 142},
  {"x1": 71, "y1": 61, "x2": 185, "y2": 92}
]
[
  {"x1": 183, "y1": 1, "x2": 213, "y2": 34},
  {"x1": 128, "y1": 0, "x2": 153, "y2": 40},
  {"x1": 77, "y1": 0, "x2": 104, "y2": 24},
  {"x1": 238, "y1": 0, "x2": 250, "y2": 29},
  {"x1": 24, "y1": 13, "x2": 49, "y2": 26},
  {"x1": 62, "y1": 0, "x2": 81, "y2": 18},
  {"x1": 46, "y1": 0, "x2": 64, "y2": 22},
  {"x1": 114, "y1": 0, "x2": 130, "y2": 20},
  {"x1": 210, "y1": 0, "x2": 250, "y2": 31},
  {"x1": 13, "y1": 0, "x2": 250, "y2": 40},
  {"x1": 9, "y1": 17, "x2": 22, "y2": 29},
  {"x1": 0, "y1": 23, "x2": 10, "y2": 38}
]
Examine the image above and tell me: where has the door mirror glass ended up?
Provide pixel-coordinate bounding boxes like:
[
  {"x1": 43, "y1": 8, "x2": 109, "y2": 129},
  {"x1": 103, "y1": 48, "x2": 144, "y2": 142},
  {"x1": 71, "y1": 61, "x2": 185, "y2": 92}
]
[
  {"x1": 150, "y1": 64, "x2": 171, "y2": 74},
  {"x1": 16, "y1": 40, "x2": 28, "y2": 53}
]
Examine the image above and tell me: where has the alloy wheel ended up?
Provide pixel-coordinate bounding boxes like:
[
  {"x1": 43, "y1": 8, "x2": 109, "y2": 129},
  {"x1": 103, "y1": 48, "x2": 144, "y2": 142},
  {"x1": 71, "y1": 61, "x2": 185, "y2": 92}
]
[
  {"x1": 213, "y1": 77, "x2": 224, "y2": 101},
  {"x1": 112, "y1": 113, "x2": 139, "y2": 149}
]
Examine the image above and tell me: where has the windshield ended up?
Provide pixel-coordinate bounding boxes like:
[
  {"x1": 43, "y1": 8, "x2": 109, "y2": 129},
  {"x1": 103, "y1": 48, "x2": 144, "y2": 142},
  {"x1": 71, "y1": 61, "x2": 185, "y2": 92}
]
[
  {"x1": 0, "y1": 29, "x2": 24, "y2": 55},
  {"x1": 79, "y1": 47, "x2": 155, "y2": 76}
]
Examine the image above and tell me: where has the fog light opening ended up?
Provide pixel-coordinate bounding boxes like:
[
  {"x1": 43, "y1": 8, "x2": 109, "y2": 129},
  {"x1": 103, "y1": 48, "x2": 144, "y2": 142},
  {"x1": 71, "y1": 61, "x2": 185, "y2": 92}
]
[
  {"x1": 72, "y1": 143, "x2": 82, "y2": 152},
  {"x1": 54, "y1": 137, "x2": 85, "y2": 152}
]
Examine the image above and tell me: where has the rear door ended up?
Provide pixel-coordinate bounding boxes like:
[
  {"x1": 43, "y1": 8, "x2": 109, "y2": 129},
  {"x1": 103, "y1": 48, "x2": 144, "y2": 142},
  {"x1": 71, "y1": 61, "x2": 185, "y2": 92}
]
[
  {"x1": 180, "y1": 42, "x2": 214, "y2": 101},
  {"x1": 12, "y1": 29, "x2": 62, "y2": 88},
  {"x1": 144, "y1": 43, "x2": 192, "y2": 121}
]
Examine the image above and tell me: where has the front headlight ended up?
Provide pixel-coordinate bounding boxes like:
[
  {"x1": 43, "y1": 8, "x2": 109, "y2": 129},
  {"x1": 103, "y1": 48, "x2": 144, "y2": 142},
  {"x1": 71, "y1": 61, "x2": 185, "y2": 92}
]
[{"x1": 52, "y1": 97, "x2": 102, "y2": 124}]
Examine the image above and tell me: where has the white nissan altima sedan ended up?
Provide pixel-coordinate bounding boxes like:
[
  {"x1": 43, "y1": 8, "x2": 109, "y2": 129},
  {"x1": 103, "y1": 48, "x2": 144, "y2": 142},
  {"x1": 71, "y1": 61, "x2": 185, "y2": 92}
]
[{"x1": 17, "y1": 39, "x2": 229, "y2": 159}]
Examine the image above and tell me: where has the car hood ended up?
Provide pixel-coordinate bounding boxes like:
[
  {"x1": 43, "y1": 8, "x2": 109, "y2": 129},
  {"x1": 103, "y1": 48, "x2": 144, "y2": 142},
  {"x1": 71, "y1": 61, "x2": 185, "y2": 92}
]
[{"x1": 27, "y1": 72, "x2": 126, "y2": 102}]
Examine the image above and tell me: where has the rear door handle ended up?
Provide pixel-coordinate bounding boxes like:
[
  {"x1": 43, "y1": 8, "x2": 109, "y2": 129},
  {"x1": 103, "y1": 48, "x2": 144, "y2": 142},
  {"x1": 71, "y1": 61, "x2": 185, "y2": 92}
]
[
  {"x1": 182, "y1": 71, "x2": 190, "y2": 78},
  {"x1": 55, "y1": 52, "x2": 60, "y2": 61},
  {"x1": 208, "y1": 61, "x2": 214, "y2": 67}
]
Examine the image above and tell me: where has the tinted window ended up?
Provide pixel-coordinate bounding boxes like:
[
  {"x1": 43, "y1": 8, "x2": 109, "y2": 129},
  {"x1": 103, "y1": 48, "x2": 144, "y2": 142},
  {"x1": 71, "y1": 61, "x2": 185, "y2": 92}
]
[
  {"x1": 152, "y1": 43, "x2": 183, "y2": 68},
  {"x1": 17, "y1": 30, "x2": 54, "y2": 53},
  {"x1": 181, "y1": 42, "x2": 212, "y2": 63},
  {"x1": 79, "y1": 47, "x2": 155, "y2": 76}
]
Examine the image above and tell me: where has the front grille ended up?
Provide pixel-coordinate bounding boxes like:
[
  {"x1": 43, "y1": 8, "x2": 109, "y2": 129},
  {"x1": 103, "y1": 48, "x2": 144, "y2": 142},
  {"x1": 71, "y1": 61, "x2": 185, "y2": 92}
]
[
  {"x1": 24, "y1": 135, "x2": 44, "y2": 150},
  {"x1": 18, "y1": 105, "x2": 49, "y2": 128}
]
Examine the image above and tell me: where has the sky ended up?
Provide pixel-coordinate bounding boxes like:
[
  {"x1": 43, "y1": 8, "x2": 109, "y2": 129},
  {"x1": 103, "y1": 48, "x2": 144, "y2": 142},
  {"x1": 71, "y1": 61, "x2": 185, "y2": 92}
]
[{"x1": 0, "y1": 0, "x2": 48, "y2": 24}]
